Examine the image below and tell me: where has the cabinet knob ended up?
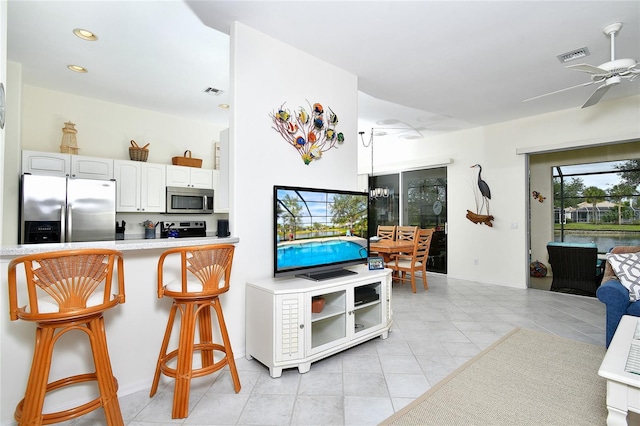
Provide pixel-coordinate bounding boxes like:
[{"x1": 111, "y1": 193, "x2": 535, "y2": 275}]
[{"x1": 299, "y1": 324, "x2": 304, "y2": 329}]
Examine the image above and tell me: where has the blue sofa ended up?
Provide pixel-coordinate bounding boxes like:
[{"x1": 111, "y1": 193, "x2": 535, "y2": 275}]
[{"x1": 595, "y1": 246, "x2": 640, "y2": 347}]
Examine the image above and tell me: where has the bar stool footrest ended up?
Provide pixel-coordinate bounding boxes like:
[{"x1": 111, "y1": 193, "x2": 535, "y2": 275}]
[
  {"x1": 159, "y1": 343, "x2": 231, "y2": 380},
  {"x1": 15, "y1": 373, "x2": 119, "y2": 425}
]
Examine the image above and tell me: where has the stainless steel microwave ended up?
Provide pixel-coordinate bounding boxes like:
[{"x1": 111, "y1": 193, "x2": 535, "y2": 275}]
[{"x1": 166, "y1": 186, "x2": 214, "y2": 214}]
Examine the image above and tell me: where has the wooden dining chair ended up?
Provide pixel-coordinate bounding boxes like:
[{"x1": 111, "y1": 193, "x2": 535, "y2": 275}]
[
  {"x1": 395, "y1": 226, "x2": 418, "y2": 243},
  {"x1": 7, "y1": 249, "x2": 126, "y2": 425},
  {"x1": 376, "y1": 225, "x2": 396, "y2": 241},
  {"x1": 390, "y1": 228, "x2": 434, "y2": 293}
]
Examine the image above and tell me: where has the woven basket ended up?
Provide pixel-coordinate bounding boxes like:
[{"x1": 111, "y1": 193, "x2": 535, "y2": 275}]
[
  {"x1": 172, "y1": 150, "x2": 202, "y2": 168},
  {"x1": 129, "y1": 140, "x2": 149, "y2": 162}
]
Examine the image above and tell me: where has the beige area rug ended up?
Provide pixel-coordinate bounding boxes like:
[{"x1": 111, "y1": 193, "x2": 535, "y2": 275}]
[{"x1": 380, "y1": 328, "x2": 608, "y2": 426}]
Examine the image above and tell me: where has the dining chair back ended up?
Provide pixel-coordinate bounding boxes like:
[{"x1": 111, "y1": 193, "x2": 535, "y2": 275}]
[
  {"x1": 376, "y1": 225, "x2": 396, "y2": 241},
  {"x1": 395, "y1": 226, "x2": 418, "y2": 243},
  {"x1": 391, "y1": 228, "x2": 434, "y2": 293},
  {"x1": 7, "y1": 249, "x2": 125, "y2": 425}
]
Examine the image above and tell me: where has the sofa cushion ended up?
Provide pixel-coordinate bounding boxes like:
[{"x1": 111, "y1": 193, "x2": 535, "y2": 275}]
[{"x1": 606, "y1": 252, "x2": 640, "y2": 302}]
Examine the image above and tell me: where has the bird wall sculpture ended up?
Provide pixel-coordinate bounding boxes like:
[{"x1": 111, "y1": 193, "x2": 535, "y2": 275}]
[{"x1": 467, "y1": 164, "x2": 494, "y2": 227}]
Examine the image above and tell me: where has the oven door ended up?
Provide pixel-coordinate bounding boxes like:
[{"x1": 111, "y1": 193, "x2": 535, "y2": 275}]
[{"x1": 166, "y1": 187, "x2": 214, "y2": 214}]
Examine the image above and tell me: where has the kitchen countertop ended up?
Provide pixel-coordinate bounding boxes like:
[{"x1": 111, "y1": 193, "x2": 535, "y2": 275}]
[{"x1": 0, "y1": 236, "x2": 239, "y2": 257}]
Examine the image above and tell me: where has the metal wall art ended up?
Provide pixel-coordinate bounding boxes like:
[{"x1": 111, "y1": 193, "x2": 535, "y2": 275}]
[
  {"x1": 466, "y1": 163, "x2": 494, "y2": 227},
  {"x1": 532, "y1": 191, "x2": 546, "y2": 203},
  {"x1": 270, "y1": 101, "x2": 344, "y2": 165}
]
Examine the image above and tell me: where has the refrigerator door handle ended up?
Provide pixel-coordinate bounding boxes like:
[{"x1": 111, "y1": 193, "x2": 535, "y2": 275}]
[
  {"x1": 66, "y1": 203, "x2": 72, "y2": 242},
  {"x1": 60, "y1": 203, "x2": 67, "y2": 243}
]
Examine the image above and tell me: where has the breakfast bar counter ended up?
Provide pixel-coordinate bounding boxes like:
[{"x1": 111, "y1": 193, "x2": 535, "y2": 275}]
[
  {"x1": 0, "y1": 236, "x2": 240, "y2": 425},
  {"x1": 0, "y1": 236, "x2": 239, "y2": 257}
]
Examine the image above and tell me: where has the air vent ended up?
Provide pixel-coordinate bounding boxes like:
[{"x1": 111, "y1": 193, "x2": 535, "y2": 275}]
[
  {"x1": 557, "y1": 47, "x2": 590, "y2": 63},
  {"x1": 204, "y1": 87, "x2": 224, "y2": 96}
]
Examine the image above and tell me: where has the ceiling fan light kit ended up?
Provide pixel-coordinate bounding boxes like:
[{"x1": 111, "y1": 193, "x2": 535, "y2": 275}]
[{"x1": 524, "y1": 22, "x2": 639, "y2": 108}]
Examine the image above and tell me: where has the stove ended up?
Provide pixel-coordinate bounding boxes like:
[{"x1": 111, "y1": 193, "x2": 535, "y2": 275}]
[{"x1": 159, "y1": 221, "x2": 207, "y2": 238}]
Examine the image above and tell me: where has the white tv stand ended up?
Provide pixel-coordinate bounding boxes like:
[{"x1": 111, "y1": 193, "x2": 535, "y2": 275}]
[{"x1": 245, "y1": 265, "x2": 392, "y2": 378}]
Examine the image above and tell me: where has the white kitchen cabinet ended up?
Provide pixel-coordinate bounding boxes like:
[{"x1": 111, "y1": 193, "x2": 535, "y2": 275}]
[
  {"x1": 212, "y1": 171, "x2": 228, "y2": 213},
  {"x1": 22, "y1": 150, "x2": 113, "y2": 180},
  {"x1": 70, "y1": 155, "x2": 113, "y2": 180},
  {"x1": 166, "y1": 165, "x2": 213, "y2": 189},
  {"x1": 114, "y1": 160, "x2": 165, "y2": 212},
  {"x1": 246, "y1": 265, "x2": 392, "y2": 378}
]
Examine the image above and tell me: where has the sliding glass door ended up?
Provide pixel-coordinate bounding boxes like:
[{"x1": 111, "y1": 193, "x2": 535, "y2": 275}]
[
  {"x1": 369, "y1": 167, "x2": 447, "y2": 274},
  {"x1": 402, "y1": 168, "x2": 447, "y2": 274}
]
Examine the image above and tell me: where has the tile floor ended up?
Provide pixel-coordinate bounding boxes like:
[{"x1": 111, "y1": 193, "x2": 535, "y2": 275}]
[{"x1": 58, "y1": 274, "x2": 607, "y2": 425}]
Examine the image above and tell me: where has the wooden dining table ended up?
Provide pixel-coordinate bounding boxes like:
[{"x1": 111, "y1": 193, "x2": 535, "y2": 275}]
[{"x1": 369, "y1": 240, "x2": 415, "y2": 264}]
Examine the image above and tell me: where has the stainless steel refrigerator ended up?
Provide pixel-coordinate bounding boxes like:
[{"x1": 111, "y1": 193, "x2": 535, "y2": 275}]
[{"x1": 20, "y1": 174, "x2": 116, "y2": 244}]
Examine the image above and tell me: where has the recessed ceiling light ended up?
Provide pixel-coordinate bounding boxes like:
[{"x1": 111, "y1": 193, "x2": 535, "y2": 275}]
[
  {"x1": 218, "y1": 104, "x2": 230, "y2": 109},
  {"x1": 67, "y1": 65, "x2": 88, "y2": 73},
  {"x1": 73, "y1": 28, "x2": 98, "y2": 41}
]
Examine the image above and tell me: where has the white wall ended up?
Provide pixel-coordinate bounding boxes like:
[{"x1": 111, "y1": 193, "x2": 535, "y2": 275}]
[
  {"x1": 225, "y1": 21, "x2": 359, "y2": 355},
  {"x1": 19, "y1": 85, "x2": 223, "y2": 164},
  {"x1": 363, "y1": 94, "x2": 640, "y2": 288},
  {"x1": 0, "y1": 1, "x2": 7, "y2": 248}
]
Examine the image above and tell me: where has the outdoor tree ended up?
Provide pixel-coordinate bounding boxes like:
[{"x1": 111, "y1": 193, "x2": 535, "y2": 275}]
[
  {"x1": 616, "y1": 159, "x2": 640, "y2": 191},
  {"x1": 280, "y1": 194, "x2": 304, "y2": 237},
  {"x1": 553, "y1": 177, "x2": 584, "y2": 208},
  {"x1": 583, "y1": 186, "x2": 606, "y2": 224},
  {"x1": 331, "y1": 194, "x2": 368, "y2": 236}
]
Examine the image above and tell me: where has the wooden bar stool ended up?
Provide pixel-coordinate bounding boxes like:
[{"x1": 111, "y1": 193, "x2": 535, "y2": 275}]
[
  {"x1": 150, "y1": 244, "x2": 240, "y2": 419},
  {"x1": 7, "y1": 249, "x2": 125, "y2": 425}
]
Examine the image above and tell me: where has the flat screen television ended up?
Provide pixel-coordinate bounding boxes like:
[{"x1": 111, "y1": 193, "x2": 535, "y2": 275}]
[{"x1": 274, "y1": 185, "x2": 369, "y2": 281}]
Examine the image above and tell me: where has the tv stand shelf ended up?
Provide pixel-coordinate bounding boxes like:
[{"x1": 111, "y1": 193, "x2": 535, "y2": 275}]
[{"x1": 245, "y1": 265, "x2": 392, "y2": 378}]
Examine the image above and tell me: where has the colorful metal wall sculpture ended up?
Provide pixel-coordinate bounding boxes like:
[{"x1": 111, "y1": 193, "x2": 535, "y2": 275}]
[{"x1": 270, "y1": 101, "x2": 344, "y2": 165}]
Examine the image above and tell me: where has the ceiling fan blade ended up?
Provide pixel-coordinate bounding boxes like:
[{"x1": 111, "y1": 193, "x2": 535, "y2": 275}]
[
  {"x1": 567, "y1": 63, "x2": 610, "y2": 76},
  {"x1": 581, "y1": 83, "x2": 612, "y2": 108},
  {"x1": 523, "y1": 81, "x2": 595, "y2": 103}
]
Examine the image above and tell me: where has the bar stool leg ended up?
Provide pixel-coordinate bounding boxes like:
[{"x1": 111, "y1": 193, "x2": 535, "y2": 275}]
[
  {"x1": 18, "y1": 326, "x2": 55, "y2": 425},
  {"x1": 150, "y1": 303, "x2": 179, "y2": 397},
  {"x1": 88, "y1": 316, "x2": 124, "y2": 426},
  {"x1": 197, "y1": 306, "x2": 214, "y2": 367},
  {"x1": 172, "y1": 302, "x2": 197, "y2": 419},
  {"x1": 212, "y1": 299, "x2": 241, "y2": 393}
]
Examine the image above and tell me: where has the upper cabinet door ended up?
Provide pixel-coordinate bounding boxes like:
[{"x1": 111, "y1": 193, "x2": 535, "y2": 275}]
[
  {"x1": 189, "y1": 168, "x2": 213, "y2": 189},
  {"x1": 140, "y1": 163, "x2": 166, "y2": 212},
  {"x1": 22, "y1": 150, "x2": 70, "y2": 177},
  {"x1": 113, "y1": 159, "x2": 141, "y2": 212},
  {"x1": 165, "y1": 165, "x2": 191, "y2": 187},
  {"x1": 166, "y1": 165, "x2": 213, "y2": 189},
  {"x1": 71, "y1": 155, "x2": 114, "y2": 180}
]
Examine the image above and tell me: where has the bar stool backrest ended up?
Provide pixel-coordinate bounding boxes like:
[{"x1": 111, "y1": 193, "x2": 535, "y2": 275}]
[
  {"x1": 158, "y1": 244, "x2": 235, "y2": 298},
  {"x1": 8, "y1": 249, "x2": 125, "y2": 322}
]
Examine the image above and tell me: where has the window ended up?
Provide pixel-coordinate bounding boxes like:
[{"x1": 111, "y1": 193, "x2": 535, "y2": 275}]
[{"x1": 553, "y1": 159, "x2": 640, "y2": 251}]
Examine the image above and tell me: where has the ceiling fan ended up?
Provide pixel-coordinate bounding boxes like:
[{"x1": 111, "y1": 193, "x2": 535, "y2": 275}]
[{"x1": 524, "y1": 22, "x2": 640, "y2": 108}]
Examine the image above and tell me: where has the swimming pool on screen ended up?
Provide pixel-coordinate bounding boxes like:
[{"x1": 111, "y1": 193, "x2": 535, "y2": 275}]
[{"x1": 277, "y1": 239, "x2": 368, "y2": 269}]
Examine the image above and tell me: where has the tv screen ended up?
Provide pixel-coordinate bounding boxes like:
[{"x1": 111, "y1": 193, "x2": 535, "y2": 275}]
[{"x1": 274, "y1": 185, "x2": 369, "y2": 280}]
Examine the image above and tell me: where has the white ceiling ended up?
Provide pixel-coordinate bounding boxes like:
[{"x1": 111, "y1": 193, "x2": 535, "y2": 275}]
[{"x1": 7, "y1": 1, "x2": 640, "y2": 141}]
